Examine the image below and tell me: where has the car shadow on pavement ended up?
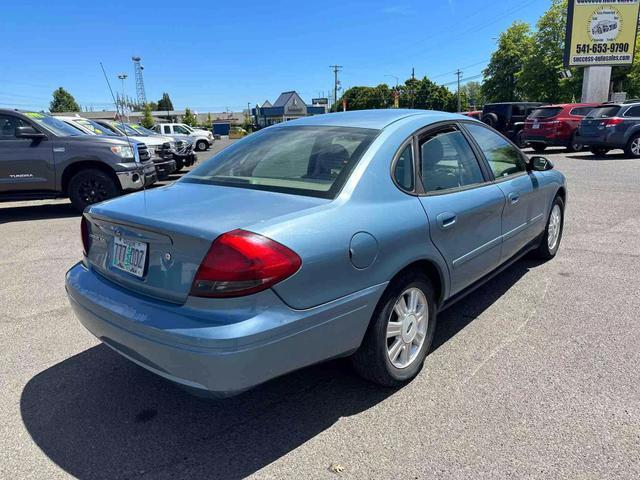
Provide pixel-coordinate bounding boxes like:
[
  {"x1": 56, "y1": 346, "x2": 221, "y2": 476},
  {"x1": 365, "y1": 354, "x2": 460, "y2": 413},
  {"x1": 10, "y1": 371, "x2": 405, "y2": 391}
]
[
  {"x1": 20, "y1": 259, "x2": 537, "y2": 480},
  {"x1": 0, "y1": 202, "x2": 79, "y2": 224}
]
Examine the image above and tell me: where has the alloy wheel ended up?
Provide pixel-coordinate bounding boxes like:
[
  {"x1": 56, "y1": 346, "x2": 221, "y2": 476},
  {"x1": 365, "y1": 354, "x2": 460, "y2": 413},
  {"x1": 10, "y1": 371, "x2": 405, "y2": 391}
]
[
  {"x1": 631, "y1": 137, "x2": 640, "y2": 156},
  {"x1": 386, "y1": 287, "x2": 428, "y2": 369},
  {"x1": 548, "y1": 204, "x2": 562, "y2": 251},
  {"x1": 78, "y1": 178, "x2": 109, "y2": 204}
]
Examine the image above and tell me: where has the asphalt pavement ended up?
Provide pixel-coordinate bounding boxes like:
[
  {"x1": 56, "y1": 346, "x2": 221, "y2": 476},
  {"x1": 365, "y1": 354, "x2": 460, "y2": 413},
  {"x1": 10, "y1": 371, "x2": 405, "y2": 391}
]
[{"x1": 1, "y1": 145, "x2": 639, "y2": 479}]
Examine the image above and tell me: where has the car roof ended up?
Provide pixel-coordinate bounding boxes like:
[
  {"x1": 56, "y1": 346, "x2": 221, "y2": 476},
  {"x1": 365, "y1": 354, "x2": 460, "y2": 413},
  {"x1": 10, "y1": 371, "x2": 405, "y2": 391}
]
[{"x1": 275, "y1": 109, "x2": 465, "y2": 130}]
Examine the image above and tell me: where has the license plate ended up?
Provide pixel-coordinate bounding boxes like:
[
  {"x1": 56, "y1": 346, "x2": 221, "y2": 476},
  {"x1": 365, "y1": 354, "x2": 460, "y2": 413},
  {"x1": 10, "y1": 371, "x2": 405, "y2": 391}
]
[
  {"x1": 112, "y1": 237, "x2": 147, "y2": 278},
  {"x1": 533, "y1": 122, "x2": 540, "y2": 129}
]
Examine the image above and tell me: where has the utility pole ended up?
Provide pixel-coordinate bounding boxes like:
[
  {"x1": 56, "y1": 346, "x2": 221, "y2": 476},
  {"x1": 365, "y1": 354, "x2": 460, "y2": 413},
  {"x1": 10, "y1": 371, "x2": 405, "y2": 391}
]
[
  {"x1": 410, "y1": 67, "x2": 415, "y2": 108},
  {"x1": 330, "y1": 65, "x2": 343, "y2": 111},
  {"x1": 455, "y1": 69, "x2": 463, "y2": 112}
]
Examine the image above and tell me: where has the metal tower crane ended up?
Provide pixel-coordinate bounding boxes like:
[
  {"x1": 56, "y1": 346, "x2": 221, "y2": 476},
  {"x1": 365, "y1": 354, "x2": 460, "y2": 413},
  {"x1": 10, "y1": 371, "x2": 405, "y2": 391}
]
[{"x1": 131, "y1": 56, "x2": 147, "y2": 105}]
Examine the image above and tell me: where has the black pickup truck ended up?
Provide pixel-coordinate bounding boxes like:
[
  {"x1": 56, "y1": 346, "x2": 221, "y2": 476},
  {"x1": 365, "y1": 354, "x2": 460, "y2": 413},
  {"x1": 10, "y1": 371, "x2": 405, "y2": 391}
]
[{"x1": 0, "y1": 109, "x2": 157, "y2": 211}]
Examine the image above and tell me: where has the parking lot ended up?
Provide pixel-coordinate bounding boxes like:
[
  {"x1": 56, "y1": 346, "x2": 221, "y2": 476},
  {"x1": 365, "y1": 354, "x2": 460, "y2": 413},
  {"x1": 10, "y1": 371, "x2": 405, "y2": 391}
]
[{"x1": 1, "y1": 145, "x2": 639, "y2": 479}]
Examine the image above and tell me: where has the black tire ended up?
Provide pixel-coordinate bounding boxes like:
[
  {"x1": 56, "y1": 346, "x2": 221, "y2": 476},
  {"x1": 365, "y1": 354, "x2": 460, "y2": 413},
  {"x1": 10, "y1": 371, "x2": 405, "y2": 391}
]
[
  {"x1": 590, "y1": 147, "x2": 609, "y2": 156},
  {"x1": 566, "y1": 132, "x2": 584, "y2": 153},
  {"x1": 352, "y1": 272, "x2": 437, "y2": 387},
  {"x1": 174, "y1": 157, "x2": 185, "y2": 172},
  {"x1": 624, "y1": 134, "x2": 640, "y2": 158},
  {"x1": 515, "y1": 130, "x2": 527, "y2": 148},
  {"x1": 482, "y1": 113, "x2": 498, "y2": 128},
  {"x1": 68, "y1": 169, "x2": 120, "y2": 212},
  {"x1": 534, "y1": 195, "x2": 564, "y2": 261},
  {"x1": 532, "y1": 143, "x2": 547, "y2": 153},
  {"x1": 196, "y1": 140, "x2": 208, "y2": 151}
]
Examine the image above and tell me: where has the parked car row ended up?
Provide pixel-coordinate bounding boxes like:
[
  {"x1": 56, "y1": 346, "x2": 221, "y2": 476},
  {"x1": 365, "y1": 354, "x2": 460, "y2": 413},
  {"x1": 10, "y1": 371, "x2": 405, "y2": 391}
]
[
  {"x1": 58, "y1": 115, "x2": 198, "y2": 177},
  {"x1": 0, "y1": 109, "x2": 198, "y2": 212},
  {"x1": 464, "y1": 100, "x2": 640, "y2": 158}
]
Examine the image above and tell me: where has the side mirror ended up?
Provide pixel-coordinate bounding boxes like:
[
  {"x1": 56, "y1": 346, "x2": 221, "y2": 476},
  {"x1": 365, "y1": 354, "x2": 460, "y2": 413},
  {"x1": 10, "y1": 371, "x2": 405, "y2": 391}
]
[
  {"x1": 15, "y1": 125, "x2": 47, "y2": 140},
  {"x1": 528, "y1": 156, "x2": 554, "y2": 171}
]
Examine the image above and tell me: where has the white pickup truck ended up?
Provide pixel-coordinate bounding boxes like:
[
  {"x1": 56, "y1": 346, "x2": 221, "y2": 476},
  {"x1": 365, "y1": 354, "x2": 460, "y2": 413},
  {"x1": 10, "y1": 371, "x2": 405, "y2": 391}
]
[{"x1": 153, "y1": 123, "x2": 213, "y2": 151}]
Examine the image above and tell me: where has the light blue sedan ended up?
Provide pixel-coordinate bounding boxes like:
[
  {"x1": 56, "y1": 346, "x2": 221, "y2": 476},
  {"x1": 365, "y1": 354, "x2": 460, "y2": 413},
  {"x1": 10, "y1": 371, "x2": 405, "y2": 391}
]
[{"x1": 66, "y1": 109, "x2": 566, "y2": 397}]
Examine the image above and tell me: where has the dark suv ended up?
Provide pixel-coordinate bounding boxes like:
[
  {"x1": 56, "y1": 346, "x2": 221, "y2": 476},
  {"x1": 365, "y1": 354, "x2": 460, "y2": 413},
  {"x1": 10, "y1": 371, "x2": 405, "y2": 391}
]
[
  {"x1": 481, "y1": 102, "x2": 545, "y2": 147},
  {"x1": 576, "y1": 101, "x2": 640, "y2": 157},
  {"x1": 0, "y1": 109, "x2": 157, "y2": 211}
]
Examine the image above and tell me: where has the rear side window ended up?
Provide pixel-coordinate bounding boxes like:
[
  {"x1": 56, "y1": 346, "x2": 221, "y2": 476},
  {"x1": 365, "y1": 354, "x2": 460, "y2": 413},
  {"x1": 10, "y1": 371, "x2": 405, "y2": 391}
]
[
  {"x1": 419, "y1": 127, "x2": 484, "y2": 193},
  {"x1": 466, "y1": 123, "x2": 526, "y2": 178},
  {"x1": 184, "y1": 126, "x2": 378, "y2": 199},
  {"x1": 394, "y1": 144, "x2": 414, "y2": 191},
  {"x1": 623, "y1": 106, "x2": 640, "y2": 117},
  {"x1": 569, "y1": 106, "x2": 594, "y2": 116},
  {"x1": 163, "y1": 126, "x2": 171, "y2": 134},
  {"x1": 586, "y1": 106, "x2": 620, "y2": 118},
  {"x1": 512, "y1": 104, "x2": 526, "y2": 115},
  {"x1": 529, "y1": 107, "x2": 562, "y2": 119}
]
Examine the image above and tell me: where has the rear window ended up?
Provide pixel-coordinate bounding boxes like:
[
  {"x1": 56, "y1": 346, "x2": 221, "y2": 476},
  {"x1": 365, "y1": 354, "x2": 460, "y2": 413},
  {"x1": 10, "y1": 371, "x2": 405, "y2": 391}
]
[
  {"x1": 586, "y1": 106, "x2": 620, "y2": 118},
  {"x1": 183, "y1": 126, "x2": 378, "y2": 198},
  {"x1": 528, "y1": 107, "x2": 562, "y2": 119},
  {"x1": 569, "y1": 106, "x2": 594, "y2": 116}
]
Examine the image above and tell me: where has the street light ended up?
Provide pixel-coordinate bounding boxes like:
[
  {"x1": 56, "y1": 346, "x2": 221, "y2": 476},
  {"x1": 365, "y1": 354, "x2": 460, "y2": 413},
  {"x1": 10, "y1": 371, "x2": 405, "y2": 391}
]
[{"x1": 117, "y1": 73, "x2": 128, "y2": 120}]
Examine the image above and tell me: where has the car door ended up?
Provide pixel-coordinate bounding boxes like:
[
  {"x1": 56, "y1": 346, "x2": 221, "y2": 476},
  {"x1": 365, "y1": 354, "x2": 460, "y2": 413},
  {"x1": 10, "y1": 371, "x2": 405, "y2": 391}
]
[
  {"x1": 0, "y1": 114, "x2": 54, "y2": 192},
  {"x1": 416, "y1": 123, "x2": 505, "y2": 296},
  {"x1": 464, "y1": 122, "x2": 546, "y2": 262}
]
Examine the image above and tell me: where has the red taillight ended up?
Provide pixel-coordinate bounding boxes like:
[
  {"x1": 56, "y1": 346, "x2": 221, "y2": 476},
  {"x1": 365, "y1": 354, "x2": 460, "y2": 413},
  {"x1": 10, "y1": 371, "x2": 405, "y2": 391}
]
[
  {"x1": 603, "y1": 117, "x2": 623, "y2": 127},
  {"x1": 81, "y1": 216, "x2": 90, "y2": 256},
  {"x1": 190, "y1": 229, "x2": 302, "y2": 298}
]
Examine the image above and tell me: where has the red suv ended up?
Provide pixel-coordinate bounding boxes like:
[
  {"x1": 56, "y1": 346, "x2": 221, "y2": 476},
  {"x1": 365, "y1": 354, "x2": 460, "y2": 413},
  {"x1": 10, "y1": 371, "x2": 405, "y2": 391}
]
[{"x1": 523, "y1": 103, "x2": 598, "y2": 152}]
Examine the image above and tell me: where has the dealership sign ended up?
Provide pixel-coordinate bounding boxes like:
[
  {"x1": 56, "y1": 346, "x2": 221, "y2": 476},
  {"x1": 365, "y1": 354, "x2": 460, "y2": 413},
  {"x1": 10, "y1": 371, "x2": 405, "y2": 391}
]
[{"x1": 564, "y1": 0, "x2": 640, "y2": 67}]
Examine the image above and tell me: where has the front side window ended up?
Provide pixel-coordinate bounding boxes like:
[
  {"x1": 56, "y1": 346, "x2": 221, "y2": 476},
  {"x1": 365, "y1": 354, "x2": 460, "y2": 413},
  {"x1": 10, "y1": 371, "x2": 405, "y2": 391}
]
[
  {"x1": 183, "y1": 126, "x2": 378, "y2": 198},
  {"x1": 163, "y1": 125, "x2": 171, "y2": 134},
  {"x1": 419, "y1": 127, "x2": 484, "y2": 193},
  {"x1": 394, "y1": 144, "x2": 414, "y2": 191},
  {"x1": 0, "y1": 115, "x2": 28, "y2": 139},
  {"x1": 174, "y1": 125, "x2": 191, "y2": 134},
  {"x1": 466, "y1": 123, "x2": 526, "y2": 178}
]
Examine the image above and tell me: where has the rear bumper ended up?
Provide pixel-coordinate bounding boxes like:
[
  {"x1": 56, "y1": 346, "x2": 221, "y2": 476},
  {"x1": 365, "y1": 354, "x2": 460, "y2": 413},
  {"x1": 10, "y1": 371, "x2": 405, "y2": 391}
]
[
  {"x1": 575, "y1": 131, "x2": 625, "y2": 148},
  {"x1": 522, "y1": 134, "x2": 571, "y2": 147},
  {"x1": 65, "y1": 262, "x2": 385, "y2": 396}
]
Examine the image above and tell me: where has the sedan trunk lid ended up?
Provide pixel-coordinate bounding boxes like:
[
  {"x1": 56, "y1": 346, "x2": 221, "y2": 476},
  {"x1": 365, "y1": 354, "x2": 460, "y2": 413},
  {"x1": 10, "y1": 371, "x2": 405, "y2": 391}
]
[{"x1": 85, "y1": 182, "x2": 329, "y2": 303}]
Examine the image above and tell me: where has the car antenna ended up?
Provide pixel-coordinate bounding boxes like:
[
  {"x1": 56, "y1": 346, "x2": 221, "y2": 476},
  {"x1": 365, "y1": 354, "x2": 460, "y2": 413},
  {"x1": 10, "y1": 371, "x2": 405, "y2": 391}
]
[{"x1": 99, "y1": 62, "x2": 147, "y2": 210}]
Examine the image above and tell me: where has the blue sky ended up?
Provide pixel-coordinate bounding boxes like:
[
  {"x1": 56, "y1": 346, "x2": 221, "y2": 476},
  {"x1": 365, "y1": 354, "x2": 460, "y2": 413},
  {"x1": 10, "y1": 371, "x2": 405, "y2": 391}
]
[{"x1": 0, "y1": 0, "x2": 548, "y2": 112}]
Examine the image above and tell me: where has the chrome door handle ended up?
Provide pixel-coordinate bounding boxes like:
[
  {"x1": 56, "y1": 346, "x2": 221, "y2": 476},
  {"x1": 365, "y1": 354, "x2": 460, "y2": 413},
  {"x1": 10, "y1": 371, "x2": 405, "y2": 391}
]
[
  {"x1": 437, "y1": 212, "x2": 457, "y2": 229},
  {"x1": 509, "y1": 192, "x2": 520, "y2": 204}
]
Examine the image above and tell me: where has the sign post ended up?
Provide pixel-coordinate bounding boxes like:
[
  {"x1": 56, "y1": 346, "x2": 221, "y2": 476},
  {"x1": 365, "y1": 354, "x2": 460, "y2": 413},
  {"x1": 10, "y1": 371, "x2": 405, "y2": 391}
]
[{"x1": 564, "y1": 0, "x2": 640, "y2": 102}]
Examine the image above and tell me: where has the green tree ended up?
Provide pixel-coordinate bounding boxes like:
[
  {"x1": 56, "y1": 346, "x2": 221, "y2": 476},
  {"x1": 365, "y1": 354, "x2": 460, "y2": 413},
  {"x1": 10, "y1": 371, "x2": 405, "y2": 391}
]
[
  {"x1": 337, "y1": 84, "x2": 393, "y2": 111},
  {"x1": 182, "y1": 107, "x2": 197, "y2": 126},
  {"x1": 157, "y1": 92, "x2": 174, "y2": 111},
  {"x1": 520, "y1": 0, "x2": 581, "y2": 102},
  {"x1": 482, "y1": 22, "x2": 533, "y2": 102},
  {"x1": 461, "y1": 81, "x2": 484, "y2": 109},
  {"x1": 399, "y1": 76, "x2": 455, "y2": 111},
  {"x1": 49, "y1": 87, "x2": 80, "y2": 112},
  {"x1": 141, "y1": 103, "x2": 154, "y2": 128}
]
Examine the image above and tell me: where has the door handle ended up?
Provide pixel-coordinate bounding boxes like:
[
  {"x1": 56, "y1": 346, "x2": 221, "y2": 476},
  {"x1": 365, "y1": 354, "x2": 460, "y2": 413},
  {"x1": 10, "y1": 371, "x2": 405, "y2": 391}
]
[
  {"x1": 437, "y1": 212, "x2": 457, "y2": 229},
  {"x1": 508, "y1": 192, "x2": 520, "y2": 204}
]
